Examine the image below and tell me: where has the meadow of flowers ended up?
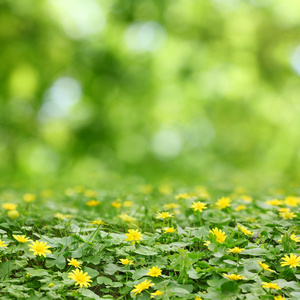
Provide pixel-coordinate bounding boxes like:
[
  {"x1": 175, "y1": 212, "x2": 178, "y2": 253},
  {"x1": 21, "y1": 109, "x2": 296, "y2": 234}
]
[{"x1": 0, "y1": 184, "x2": 299, "y2": 299}]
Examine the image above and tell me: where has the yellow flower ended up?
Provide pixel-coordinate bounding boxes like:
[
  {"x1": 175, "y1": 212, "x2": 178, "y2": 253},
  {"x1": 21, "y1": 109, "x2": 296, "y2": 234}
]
[
  {"x1": 8, "y1": 210, "x2": 19, "y2": 219},
  {"x1": 28, "y1": 241, "x2": 52, "y2": 257},
  {"x1": 241, "y1": 195, "x2": 252, "y2": 202},
  {"x1": 90, "y1": 219, "x2": 107, "y2": 226},
  {"x1": 163, "y1": 203, "x2": 179, "y2": 210},
  {"x1": 156, "y1": 212, "x2": 173, "y2": 219},
  {"x1": 204, "y1": 240, "x2": 211, "y2": 247},
  {"x1": 68, "y1": 258, "x2": 82, "y2": 269},
  {"x1": 132, "y1": 279, "x2": 154, "y2": 296},
  {"x1": 68, "y1": 269, "x2": 92, "y2": 288},
  {"x1": 23, "y1": 193, "x2": 36, "y2": 202},
  {"x1": 290, "y1": 234, "x2": 300, "y2": 242},
  {"x1": 261, "y1": 282, "x2": 281, "y2": 290},
  {"x1": 119, "y1": 214, "x2": 137, "y2": 223},
  {"x1": 280, "y1": 253, "x2": 300, "y2": 268},
  {"x1": 123, "y1": 201, "x2": 133, "y2": 207},
  {"x1": 64, "y1": 214, "x2": 72, "y2": 219},
  {"x1": 195, "y1": 185, "x2": 210, "y2": 199},
  {"x1": 54, "y1": 213, "x2": 65, "y2": 220},
  {"x1": 48, "y1": 282, "x2": 54, "y2": 287},
  {"x1": 279, "y1": 210, "x2": 297, "y2": 220},
  {"x1": 41, "y1": 189, "x2": 53, "y2": 198},
  {"x1": 139, "y1": 185, "x2": 153, "y2": 194},
  {"x1": 54, "y1": 213, "x2": 72, "y2": 220},
  {"x1": 223, "y1": 273, "x2": 246, "y2": 280},
  {"x1": 0, "y1": 240, "x2": 8, "y2": 247},
  {"x1": 112, "y1": 199, "x2": 122, "y2": 208},
  {"x1": 163, "y1": 227, "x2": 176, "y2": 233},
  {"x1": 191, "y1": 201, "x2": 207, "y2": 212},
  {"x1": 285, "y1": 196, "x2": 298, "y2": 207},
  {"x1": 278, "y1": 208, "x2": 290, "y2": 213},
  {"x1": 274, "y1": 296, "x2": 285, "y2": 300},
  {"x1": 120, "y1": 258, "x2": 134, "y2": 265},
  {"x1": 125, "y1": 229, "x2": 143, "y2": 245},
  {"x1": 13, "y1": 235, "x2": 31, "y2": 243},
  {"x1": 151, "y1": 290, "x2": 163, "y2": 298},
  {"x1": 2, "y1": 203, "x2": 17, "y2": 210},
  {"x1": 159, "y1": 184, "x2": 172, "y2": 195},
  {"x1": 210, "y1": 227, "x2": 227, "y2": 243},
  {"x1": 215, "y1": 197, "x2": 231, "y2": 210},
  {"x1": 267, "y1": 199, "x2": 283, "y2": 206},
  {"x1": 278, "y1": 234, "x2": 300, "y2": 243},
  {"x1": 84, "y1": 189, "x2": 97, "y2": 197},
  {"x1": 86, "y1": 200, "x2": 100, "y2": 207},
  {"x1": 147, "y1": 266, "x2": 162, "y2": 277},
  {"x1": 195, "y1": 296, "x2": 202, "y2": 300},
  {"x1": 227, "y1": 247, "x2": 245, "y2": 254},
  {"x1": 237, "y1": 225, "x2": 253, "y2": 236},
  {"x1": 175, "y1": 193, "x2": 195, "y2": 200},
  {"x1": 257, "y1": 261, "x2": 274, "y2": 272},
  {"x1": 236, "y1": 205, "x2": 246, "y2": 211}
]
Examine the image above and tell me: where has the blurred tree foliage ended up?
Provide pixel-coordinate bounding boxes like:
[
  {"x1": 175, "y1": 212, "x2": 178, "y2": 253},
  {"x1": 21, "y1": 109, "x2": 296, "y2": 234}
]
[{"x1": 1, "y1": 0, "x2": 300, "y2": 183}]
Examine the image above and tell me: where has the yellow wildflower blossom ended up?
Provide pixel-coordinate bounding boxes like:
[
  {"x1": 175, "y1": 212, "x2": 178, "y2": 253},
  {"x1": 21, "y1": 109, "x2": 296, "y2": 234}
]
[
  {"x1": 86, "y1": 200, "x2": 100, "y2": 207},
  {"x1": 28, "y1": 241, "x2": 51, "y2": 257},
  {"x1": 68, "y1": 269, "x2": 92, "y2": 288},
  {"x1": 227, "y1": 247, "x2": 245, "y2": 254},
  {"x1": 163, "y1": 227, "x2": 176, "y2": 233},
  {"x1": 151, "y1": 290, "x2": 163, "y2": 298},
  {"x1": 68, "y1": 258, "x2": 82, "y2": 268},
  {"x1": 120, "y1": 258, "x2": 134, "y2": 265},
  {"x1": 90, "y1": 219, "x2": 107, "y2": 226},
  {"x1": 210, "y1": 227, "x2": 227, "y2": 243},
  {"x1": 191, "y1": 201, "x2": 207, "y2": 212},
  {"x1": 163, "y1": 203, "x2": 179, "y2": 210},
  {"x1": 2, "y1": 203, "x2": 17, "y2": 210},
  {"x1": 223, "y1": 273, "x2": 246, "y2": 280},
  {"x1": 119, "y1": 214, "x2": 136, "y2": 223},
  {"x1": 125, "y1": 229, "x2": 143, "y2": 245},
  {"x1": 147, "y1": 266, "x2": 162, "y2": 277},
  {"x1": 13, "y1": 235, "x2": 31, "y2": 243},
  {"x1": 267, "y1": 199, "x2": 283, "y2": 206},
  {"x1": 237, "y1": 225, "x2": 253, "y2": 236},
  {"x1": 123, "y1": 201, "x2": 133, "y2": 207},
  {"x1": 257, "y1": 261, "x2": 274, "y2": 272},
  {"x1": 132, "y1": 279, "x2": 154, "y2": 296},
  {"x1": 279, "y1": 210, "x2": 297, "y2": 220},
  {"x1": 285, "y1": 196, "x2": 298, "y2": 207},
  {"x1": 0, "y1": 240, "x2": 8, "y2": 247},
  {"x1": 156, "y1": 212, "x2": 173, "y2": 219},
  {"x1": 215, "y1": 197, "x2": 231, "y2": 210},
  {"x1": 8, "y1": 210, "x2": 19, "y2": 219},
  {"x1": 159, "y1": 184, "x2": 172, "y2": 195},
  {"x1": 23, "y1": 193, "x2": 36, "y2": 202},
  {"x1": 261, "y1": 282, "x2": 281, "y2": 290},
  {"x1": 280, "y1": 254, "x2": 300, "y2": 268},
  {"x1": 236, "y1": 205, "x2": 246, "y2": 211},
  {"x1": 274, "y1": 295, "x2": 285, "y2": 300}
]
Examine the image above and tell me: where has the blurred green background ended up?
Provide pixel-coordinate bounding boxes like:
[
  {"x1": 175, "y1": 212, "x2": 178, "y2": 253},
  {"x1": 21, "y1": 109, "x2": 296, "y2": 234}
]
[{"x1": 1, "y1": 0, "x2": 300, "y2": 185}]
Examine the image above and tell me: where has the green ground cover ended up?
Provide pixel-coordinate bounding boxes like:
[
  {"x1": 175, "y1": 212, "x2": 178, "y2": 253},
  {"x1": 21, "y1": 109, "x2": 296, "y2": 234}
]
[{"x1": 0, "y1": 184, "x2": 299, "y2": 300}]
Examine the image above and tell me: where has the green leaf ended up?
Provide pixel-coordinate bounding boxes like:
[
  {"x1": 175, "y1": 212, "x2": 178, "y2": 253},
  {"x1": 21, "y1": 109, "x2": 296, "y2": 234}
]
[
  {"x1": 132, "y1": 269, "x2": 148, "y2": 280},
  {"x1": 79, "y1": 289, "x2": 104, "y2": 299},
  {"x1": 25, "y1": 268, "x2": 49, "y2": 277},
  {"x1": 97, "y1": 276, "x2": 113, "y2": 285},
  {"x1": 221, "y1": 281, "x2": 239, "y2": 294},
  {"x1": 134, "y1": 246, "x2": 158, "y2": 256},
  {"x1": 103, "y1": 263, "x2": 120, "y2": 275},
  {"x1": 83, "y1": 266, "x2": 99, "y2": 278},
  {"x1": 84, "y1": 255, "x2": 101, "y2": 265}
]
